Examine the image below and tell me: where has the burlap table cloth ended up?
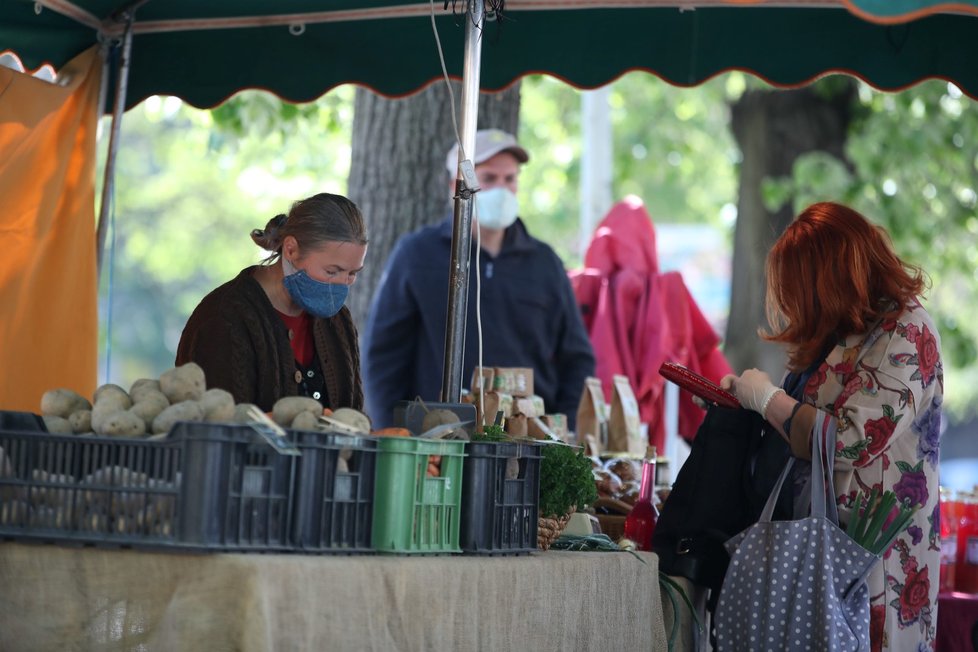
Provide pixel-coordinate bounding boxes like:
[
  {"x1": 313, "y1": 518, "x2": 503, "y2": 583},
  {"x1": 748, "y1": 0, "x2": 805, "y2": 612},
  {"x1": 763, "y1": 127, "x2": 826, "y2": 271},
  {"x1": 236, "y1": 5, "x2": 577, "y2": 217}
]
[{"x1": 0, "y1": 543, "x2": 667, "y2": 651}]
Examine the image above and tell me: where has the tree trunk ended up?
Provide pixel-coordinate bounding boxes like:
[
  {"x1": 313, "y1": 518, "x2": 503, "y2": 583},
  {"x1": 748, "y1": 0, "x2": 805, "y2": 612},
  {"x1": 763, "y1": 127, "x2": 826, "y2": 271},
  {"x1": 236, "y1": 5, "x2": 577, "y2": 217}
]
[
  {"x1": 346, "y1": 82, "x2": 521, "y2": 327},
  {"x1": 725, "y1": 81, "x2": 855, "y2": 375}
]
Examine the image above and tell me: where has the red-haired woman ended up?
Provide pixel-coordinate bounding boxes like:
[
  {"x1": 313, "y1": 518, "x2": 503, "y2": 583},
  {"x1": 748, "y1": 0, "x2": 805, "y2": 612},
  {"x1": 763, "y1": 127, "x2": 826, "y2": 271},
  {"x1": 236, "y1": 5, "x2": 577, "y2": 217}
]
[{"x1": 722, "y1": 202, "x2": 943, "y2": 650}]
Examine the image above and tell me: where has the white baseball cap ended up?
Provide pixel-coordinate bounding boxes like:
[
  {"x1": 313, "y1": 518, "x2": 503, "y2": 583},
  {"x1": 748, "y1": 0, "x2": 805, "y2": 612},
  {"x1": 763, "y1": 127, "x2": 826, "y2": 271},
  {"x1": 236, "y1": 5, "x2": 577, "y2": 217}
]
[{"x1": 445, "y1": 128, "x2": 530, "y2": 176}]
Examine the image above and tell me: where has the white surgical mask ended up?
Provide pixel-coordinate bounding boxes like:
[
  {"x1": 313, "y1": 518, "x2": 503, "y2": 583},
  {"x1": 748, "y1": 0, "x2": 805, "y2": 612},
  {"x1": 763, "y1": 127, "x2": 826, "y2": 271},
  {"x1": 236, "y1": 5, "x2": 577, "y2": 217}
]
[{"x1": 475, "y1": 187, "x2": 519, "y2": 230}]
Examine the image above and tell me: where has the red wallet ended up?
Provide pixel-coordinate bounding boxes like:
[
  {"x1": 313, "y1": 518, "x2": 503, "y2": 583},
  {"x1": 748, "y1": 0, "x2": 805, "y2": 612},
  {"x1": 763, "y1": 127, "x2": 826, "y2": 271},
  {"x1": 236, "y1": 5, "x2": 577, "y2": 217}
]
[{"x1": 658, "y1": 362, "x2": 741, "y2": 409}]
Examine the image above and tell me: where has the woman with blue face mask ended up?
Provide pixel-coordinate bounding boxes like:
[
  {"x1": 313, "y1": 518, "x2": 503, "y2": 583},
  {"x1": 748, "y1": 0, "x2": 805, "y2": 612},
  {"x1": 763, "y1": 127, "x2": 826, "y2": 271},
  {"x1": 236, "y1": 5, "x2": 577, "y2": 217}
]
[{"x1": 176, "y1": 193, "x2": 368, "y2": 412}]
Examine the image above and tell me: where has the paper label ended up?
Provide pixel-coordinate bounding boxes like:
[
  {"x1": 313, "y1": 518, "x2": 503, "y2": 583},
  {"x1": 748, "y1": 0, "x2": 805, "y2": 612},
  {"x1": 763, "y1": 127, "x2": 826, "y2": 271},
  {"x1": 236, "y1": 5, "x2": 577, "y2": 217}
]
[{"x1": 248, "y1": 423, "x2": 301, "y2": 456}]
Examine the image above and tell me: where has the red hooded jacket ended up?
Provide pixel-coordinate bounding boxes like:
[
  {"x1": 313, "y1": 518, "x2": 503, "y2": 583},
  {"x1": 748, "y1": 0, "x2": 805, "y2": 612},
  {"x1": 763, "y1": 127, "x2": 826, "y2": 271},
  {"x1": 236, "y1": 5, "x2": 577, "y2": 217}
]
[{"x1": 570, "y1": 196, "x2": 732, "y2": 450}]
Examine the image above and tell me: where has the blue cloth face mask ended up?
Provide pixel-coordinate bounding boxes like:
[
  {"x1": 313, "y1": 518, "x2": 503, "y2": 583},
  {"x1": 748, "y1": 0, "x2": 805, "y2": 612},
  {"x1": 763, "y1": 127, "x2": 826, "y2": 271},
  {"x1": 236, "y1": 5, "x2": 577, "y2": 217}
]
[
  {"x1": 281, "y1": 256, "x2": 349, "y2": 319},
  {"x1": 475, "y1": 187, "x2": 519, "y2": 230}
]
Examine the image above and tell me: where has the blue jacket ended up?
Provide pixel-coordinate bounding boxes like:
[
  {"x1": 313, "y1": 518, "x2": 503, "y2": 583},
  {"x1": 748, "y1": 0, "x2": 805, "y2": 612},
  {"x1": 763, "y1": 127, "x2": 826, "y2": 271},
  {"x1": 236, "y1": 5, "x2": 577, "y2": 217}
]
[{"x1": 363, "y1": 217, "x2": 595, "y2": 429}]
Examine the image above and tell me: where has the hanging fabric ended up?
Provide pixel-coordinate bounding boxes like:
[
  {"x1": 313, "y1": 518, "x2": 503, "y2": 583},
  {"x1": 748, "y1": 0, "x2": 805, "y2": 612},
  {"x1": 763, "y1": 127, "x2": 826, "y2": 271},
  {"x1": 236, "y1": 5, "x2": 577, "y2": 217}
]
[{"x1": 0, "y1": 46, "x2": 102, "y2": 411}]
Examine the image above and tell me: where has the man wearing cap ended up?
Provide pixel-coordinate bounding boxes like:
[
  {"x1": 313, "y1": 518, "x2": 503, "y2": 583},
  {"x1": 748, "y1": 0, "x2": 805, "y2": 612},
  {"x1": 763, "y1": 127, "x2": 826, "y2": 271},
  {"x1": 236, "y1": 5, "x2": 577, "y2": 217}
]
[{"x1": 362, "y1": 128, "x2": 595, "y2": 429}]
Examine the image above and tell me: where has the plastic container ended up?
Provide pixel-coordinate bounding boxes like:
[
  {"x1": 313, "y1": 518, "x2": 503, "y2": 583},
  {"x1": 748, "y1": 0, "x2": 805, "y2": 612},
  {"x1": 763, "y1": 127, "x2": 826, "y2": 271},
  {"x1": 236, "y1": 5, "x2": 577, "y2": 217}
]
[
  {"x1": 956, "y1": 491, "x2": 978, "y2": 593},
  {"x1": 290, "y1": 430, "x2": 376, "y2": 553},
  {"x1": 371, "y1": 436, "x2": 465, "y2": 554},
  {"x1": 459, "y1": 440, "x2": 541, "y2": 555},
  {"x1": 0, "y1": 421, "x2": 295, "y2": 551},
  {"x1": 940, "y1": 487, "x2": 957, "y2": 593}
]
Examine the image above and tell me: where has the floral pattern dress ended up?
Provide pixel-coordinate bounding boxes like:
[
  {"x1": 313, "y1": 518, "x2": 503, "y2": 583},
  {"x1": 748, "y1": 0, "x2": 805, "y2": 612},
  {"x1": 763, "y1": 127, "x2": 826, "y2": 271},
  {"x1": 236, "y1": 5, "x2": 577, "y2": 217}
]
[{"x1": 802, "y1": 301, "x2": 943, "y2": 651}]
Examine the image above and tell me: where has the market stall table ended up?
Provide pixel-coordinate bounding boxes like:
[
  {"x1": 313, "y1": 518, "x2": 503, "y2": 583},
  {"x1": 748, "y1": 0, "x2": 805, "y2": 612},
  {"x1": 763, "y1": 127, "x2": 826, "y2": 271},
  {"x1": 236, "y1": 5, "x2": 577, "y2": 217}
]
[{"x1": 0, "y1": 543, "x2": 669, "y2": 651}]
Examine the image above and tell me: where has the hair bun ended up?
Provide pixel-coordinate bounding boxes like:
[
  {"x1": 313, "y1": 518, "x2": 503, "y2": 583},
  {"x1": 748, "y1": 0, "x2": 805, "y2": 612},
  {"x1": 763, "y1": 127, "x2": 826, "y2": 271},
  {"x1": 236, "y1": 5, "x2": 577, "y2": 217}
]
[{"x1": 251, "y1": 213, "x2": 288, "y2": 251}]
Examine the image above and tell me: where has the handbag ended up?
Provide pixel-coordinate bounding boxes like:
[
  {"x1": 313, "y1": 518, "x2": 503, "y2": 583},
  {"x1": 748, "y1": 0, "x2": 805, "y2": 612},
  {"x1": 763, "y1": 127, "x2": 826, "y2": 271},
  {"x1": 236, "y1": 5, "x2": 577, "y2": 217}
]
[
  {"x1": 714, "y1": 411, "x2": 880, "y2": 652},
  {"x1": 652, "y1": 406, "x2": 792, "y2": 591}
]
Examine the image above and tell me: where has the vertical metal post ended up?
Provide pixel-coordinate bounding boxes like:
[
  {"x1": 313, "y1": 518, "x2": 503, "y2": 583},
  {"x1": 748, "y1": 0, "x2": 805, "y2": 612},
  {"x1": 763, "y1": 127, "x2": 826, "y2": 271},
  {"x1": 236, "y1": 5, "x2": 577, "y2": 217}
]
[
  {"x1": 95, "y1": 12, "x2": 134, "y2": 277},
  {"x1": 440, "y1": 0, "x2": 484, "y2": 403},
  {"x1": 580, "y1": 86, "x2": 613, "y2": 260}
]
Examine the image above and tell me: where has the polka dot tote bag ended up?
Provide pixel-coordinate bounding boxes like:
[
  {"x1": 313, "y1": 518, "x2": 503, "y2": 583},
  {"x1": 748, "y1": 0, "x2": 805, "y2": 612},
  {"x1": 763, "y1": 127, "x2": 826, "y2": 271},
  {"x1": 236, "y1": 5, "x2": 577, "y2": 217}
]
[{"x1": 714, "y1": 412, "x2": 879, "y2": 651}]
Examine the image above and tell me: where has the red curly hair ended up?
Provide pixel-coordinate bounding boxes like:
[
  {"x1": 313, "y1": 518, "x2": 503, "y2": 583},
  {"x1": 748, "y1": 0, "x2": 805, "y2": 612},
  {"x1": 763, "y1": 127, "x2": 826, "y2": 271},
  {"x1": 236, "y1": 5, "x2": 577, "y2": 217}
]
[{"x1": 762, "y1": 202, "x2": 927, "y2": 370}]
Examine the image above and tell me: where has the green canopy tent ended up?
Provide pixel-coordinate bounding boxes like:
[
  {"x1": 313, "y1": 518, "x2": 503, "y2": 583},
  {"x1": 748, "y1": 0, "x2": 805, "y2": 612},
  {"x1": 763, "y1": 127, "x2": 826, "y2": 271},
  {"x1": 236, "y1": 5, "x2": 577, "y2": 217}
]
[
  {"x1": 3, "y1": 0, "x2": 977, "y2": 400},
  {"x1": 5, "y1": 1, "x2": 978, "y2": 108}
]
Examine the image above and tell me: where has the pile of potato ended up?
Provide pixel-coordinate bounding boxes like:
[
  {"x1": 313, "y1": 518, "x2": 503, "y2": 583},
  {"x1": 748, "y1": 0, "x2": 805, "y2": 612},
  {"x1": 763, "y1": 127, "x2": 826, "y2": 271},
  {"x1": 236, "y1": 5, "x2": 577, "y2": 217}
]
[
  {"x1": 38, "y1": 362, "x2": 378, "y2": 439},
  {"x1": 39, "y1": 362, "x2": 241, "y2": 438}
]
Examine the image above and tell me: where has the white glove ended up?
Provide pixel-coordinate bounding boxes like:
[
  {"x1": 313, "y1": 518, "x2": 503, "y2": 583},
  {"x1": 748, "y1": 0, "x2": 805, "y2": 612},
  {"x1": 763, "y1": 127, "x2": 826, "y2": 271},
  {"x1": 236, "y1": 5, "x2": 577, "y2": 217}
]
[{"x1": 720, "y1": 369, "x2": 783, "y2": 418}]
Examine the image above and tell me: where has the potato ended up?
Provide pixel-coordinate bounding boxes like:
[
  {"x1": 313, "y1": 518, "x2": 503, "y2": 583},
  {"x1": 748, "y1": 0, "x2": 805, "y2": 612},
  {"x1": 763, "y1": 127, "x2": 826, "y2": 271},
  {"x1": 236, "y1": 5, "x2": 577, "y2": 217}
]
[
  {"x1": 129, "y1": 392, "x2": 170, "y2": 429},
  {"x1": 422, "y1": 408, "x2": 464, "y2": 437},
  {"x1": 91, "y1": 403, "x2": 121, "y2": 433},
  {"x1": 99, "y1": 411, "x2": 147, "y2": 438},
  {"x1": 152, "y1": 400, "x2": 204, "y2": 435},
  {"x1": 232, "y1": 403, "x2": 263, "y2": 424},
  {"x1": 94, "y1": 383, "x2": 132, "y2": 410},
  {"x1": 40, "y1": 388, "x2": 91, "y2": 418},
  {"x1": 68, "y1": 409, "x2": 92, "y2": 434},
  {"x1": 198, "y1": 388, "x2": 235, "y2": 422},
  {"x1": 271, "y1": 396, "x2": 322, "y2": 427},
  {"x1": 159, "y1": 363, "x2": 206, "y2": 403},
  {"x1": 0, "y1": 500, "x2": 28, "y2": 526},
  {"x1": 42, "y1": 414, "x2": 73, "y2": 434},
  {"x1": 290, "y1": 410, "x2": 320, "y2": 431},
  {"x1": 129, "y1": 378, "x2": 163, "y2": 403},
  {"x1": 330, "y1": 407, "x2": 371, "y2": 433}
]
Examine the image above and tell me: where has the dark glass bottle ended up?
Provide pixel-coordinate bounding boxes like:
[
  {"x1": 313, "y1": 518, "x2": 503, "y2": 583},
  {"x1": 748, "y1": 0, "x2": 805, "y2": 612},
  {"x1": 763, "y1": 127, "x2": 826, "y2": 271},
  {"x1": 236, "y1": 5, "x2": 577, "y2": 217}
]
[{"x1": 623, "y1": 446, "x2": 658, "y2": 551}]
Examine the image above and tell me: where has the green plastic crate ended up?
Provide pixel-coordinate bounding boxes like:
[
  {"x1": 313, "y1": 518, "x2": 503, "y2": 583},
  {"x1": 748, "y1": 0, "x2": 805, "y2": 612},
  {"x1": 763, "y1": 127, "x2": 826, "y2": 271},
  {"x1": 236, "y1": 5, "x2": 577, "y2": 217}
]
[{"x1": 371, "y1": 437, "x2": 465, "y2": 554}]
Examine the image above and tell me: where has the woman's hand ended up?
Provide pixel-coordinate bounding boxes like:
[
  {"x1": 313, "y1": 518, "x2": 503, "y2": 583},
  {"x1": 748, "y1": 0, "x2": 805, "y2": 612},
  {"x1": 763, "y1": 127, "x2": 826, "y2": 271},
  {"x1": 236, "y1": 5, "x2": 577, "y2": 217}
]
[{"x1": 721, "y1": 369, "x2": 784, "y2": 418}]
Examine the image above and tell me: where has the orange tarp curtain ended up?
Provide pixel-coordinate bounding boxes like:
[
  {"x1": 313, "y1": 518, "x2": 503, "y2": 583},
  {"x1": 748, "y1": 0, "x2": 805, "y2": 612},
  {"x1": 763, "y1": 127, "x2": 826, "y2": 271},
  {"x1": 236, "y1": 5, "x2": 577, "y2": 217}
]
[{"x1": 0, "y1": 46, "x2": 102, "y2": 412}]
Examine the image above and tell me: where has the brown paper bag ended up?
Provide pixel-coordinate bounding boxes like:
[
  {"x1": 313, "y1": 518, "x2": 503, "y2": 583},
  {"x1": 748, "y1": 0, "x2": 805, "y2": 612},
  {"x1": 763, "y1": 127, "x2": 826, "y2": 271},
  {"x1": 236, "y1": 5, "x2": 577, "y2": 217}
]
[
  {"x1": 470, "y1": 367, "x2": 495, "y2": 395},
  {"x1": 492, "y1": 367, "x2": 534, "y2": 397},
  {"x1": 546, "y1": 414, "x2": 569, "y2": 442},
  {"x1": 513, "y1": 395, "x2": 545, "y2": 419},
  {"x1": 505, "y1": 414, "x2": 528, "y2": 437},
  {"x1": 576, "y1": 377, "x2": 608, "y2": 449},
  {"x1": 608, "y1": 374, "x2": 644, "y2": 455},
  {"x1": 474, "y1": 391, "x2": 513, "y2": 430}
]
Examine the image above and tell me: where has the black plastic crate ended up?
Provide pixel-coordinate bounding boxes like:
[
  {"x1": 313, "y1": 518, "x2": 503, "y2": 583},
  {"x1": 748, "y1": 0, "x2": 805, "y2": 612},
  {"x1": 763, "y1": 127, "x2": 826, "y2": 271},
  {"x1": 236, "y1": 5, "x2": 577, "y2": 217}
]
[
  {"x1": 289, "y1": 430, "x2": 376, "y2": 553},
  {"x1": 459, "y1": 440, "x2": 541, "y2": 555},
  {"x1": 0, "y1": 421, "x2": 294, "y2": 551}
]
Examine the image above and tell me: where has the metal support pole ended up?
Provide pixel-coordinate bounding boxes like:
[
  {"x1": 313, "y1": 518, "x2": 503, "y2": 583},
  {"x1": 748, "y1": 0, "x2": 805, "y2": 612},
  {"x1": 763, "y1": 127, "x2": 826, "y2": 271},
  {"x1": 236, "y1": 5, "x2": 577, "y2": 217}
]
[
  {"x1": 95, "y1": 12, "x2": 134, "y2": 278},
  {"x1": 440, "y1": 0, "x2": 484, "y2": 403}
]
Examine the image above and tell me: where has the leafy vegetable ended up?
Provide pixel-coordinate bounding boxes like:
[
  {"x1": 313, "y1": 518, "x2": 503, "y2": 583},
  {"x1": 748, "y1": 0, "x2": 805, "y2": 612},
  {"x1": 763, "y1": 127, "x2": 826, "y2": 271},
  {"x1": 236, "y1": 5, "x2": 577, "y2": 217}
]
[
  {"x1": 471, "y1": 423, "x2": 509, "y2": 442},
  {"x1": 845, "y1": 488, "x2": 918, "y2": 556},
  {"x1": 538, "y1": 443, "x2": 598, "y2": 518}
]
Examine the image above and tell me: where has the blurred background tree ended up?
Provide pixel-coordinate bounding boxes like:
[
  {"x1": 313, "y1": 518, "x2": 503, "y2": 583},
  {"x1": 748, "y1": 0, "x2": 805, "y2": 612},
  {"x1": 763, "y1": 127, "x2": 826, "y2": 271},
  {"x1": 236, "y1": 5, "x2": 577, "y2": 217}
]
[{"x1": 96, "y1": 74, "x2": 978, "y2": 428}]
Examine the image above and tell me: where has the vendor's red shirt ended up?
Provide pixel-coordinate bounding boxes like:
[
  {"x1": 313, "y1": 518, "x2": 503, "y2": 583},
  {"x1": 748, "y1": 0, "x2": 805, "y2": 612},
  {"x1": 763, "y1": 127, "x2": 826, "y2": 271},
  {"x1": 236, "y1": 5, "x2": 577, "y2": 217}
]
[{"x1": 276, "y1": 310, "x2": 314, "y2": 367}]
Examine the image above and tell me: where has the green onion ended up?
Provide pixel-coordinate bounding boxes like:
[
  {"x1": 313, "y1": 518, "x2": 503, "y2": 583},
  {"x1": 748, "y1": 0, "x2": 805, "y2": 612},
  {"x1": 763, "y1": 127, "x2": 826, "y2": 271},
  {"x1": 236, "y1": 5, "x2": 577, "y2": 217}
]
[{"x1": 845, "y1": 488, "x2": 918, "y2": 556}]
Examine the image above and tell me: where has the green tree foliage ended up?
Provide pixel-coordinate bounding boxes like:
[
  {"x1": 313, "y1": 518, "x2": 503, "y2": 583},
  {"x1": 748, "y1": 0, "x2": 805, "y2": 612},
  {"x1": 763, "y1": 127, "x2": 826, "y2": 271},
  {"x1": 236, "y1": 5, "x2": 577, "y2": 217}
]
[
  {"x1": 96, "y1": 90, "x2": 353, "y2": 384},
  {"x1": 100, "y1": 78, "x2": 978, "y2": 420},
  {"x1": 517, "y1": 74, "x2": 738, "y2": 265}
]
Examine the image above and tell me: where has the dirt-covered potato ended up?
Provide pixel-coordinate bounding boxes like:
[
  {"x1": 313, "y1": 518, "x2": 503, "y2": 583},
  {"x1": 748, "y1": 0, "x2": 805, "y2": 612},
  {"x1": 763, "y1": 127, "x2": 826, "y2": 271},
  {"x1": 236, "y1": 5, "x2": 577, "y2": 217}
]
[
  {"x1": 91, "y1": 403, "x2": 120, "y2": 433},
  {"x1": 94, "y1": 383, "x2": 133, "y2": 410},
  {"x1": 159, "y1": 363, "x2": 206, "y2": 403},
  {"x1": 129, "y1": 392, "x2": 170, "y2": 429},
  {"x1": 330, "y1": 407, "x2": 372, "y2": 433},
  {"x1": 422, "y1": 408, "x2": 462, "y2": 434},
  {"x1": 198, "y1": 388, "x2": 235, "y2": 422},
  {"x1": 129, "y1": 378, "x2": 163, "y2": 403},
  {"x1": 98, "y1": 411, "x2": 147, "y2": 437},
  {"x1": 42, "y1": 415, "x2": 73, "y2": 434},
  {"x1": 40, "y1": 388, "x2": 91, "y2": 418},
  {"x1": 152, "y1": 400, "x2": 205, "y2": 435},
  {"x1": 68, "y1": 409, "x2": 92, "y2": 434},
  {"x1": 290, "y1": 410, "x2": 320, "y2": 431},
  {"x1": 232, "y1": 403, "x2": 263, "y2": 424},
  {"x1": 271, "y1": 396, "x2": 322, "y2": 426}
]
